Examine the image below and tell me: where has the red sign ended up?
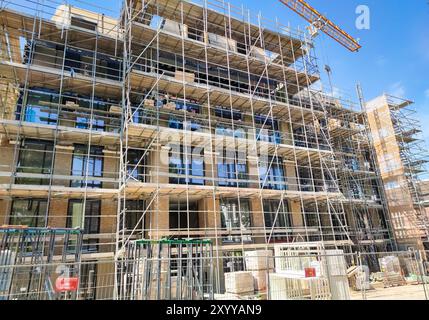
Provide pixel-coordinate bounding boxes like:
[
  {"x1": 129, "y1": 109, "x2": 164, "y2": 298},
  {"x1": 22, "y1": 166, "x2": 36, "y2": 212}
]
[
  {"x1": 304, "y1": 268, "x2": 317, "y2": 278},
  {"x1": 55, "y1": 277, "x2": 79, "y2": 292}
]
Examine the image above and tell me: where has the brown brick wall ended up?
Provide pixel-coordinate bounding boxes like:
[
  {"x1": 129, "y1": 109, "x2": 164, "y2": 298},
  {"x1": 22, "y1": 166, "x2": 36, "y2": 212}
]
[{"x1": 0, "y1": 141, "x2": 15, "y2": 184}]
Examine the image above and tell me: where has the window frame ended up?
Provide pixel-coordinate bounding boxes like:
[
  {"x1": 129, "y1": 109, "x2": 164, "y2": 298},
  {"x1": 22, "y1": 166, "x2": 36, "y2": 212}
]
[
  {"x1": 9, "y1": 198, "x2": 48, "y2": 227},
  {"x1": 70, "y1": 144, "x2": 104, "y2": 188}
]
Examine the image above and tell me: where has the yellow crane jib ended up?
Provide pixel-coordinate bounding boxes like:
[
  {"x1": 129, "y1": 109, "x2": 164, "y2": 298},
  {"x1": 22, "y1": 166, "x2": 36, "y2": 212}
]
[{"x1": 279, "y1": 0, "x2": 362, "y2": 52}]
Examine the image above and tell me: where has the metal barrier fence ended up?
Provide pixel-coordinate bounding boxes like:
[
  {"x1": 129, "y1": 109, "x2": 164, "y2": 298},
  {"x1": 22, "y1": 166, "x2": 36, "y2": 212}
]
[
  {"x1": 1, "y1": 247, "x2": 429, "y2": 300},
  {"x1": 0, "y1": 226, "x2": 83, "y2": 300}
]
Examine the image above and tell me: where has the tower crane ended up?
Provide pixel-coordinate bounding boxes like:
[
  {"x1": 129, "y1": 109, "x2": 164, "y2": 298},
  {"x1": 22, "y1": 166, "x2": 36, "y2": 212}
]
[{"x1": 279, "y1": 0, "x2": 361, "y2": 52}]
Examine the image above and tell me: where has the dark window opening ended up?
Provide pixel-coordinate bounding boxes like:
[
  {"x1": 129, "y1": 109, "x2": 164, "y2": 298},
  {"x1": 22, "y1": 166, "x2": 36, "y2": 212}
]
[
  {"x1": 67, "y1": 199, "x2": 101, "y2": 253},
  {"x1": 71, "y1": 16, "x2": 97, "y2": 31},
  {"x1": 9, "y1": 199, "x2": 47, "y2": 227},
  {"x1": 169, "y1": 201, "x2": 200, "y2": 230},
  {"x1": 259, "y1": 156, "x2": 286, "y2": 190},
  {"x1": 126, "y1": 149, "x2": 147, "y2": 182},
  {"x1": 16, "y1": 139, "x2": 53, "y2": 185},
  {"x1": 124, "y1": 200, "x2": 146, "y2": 233},
  {"x1": 217, "y1": 150, "x2": 248, "y2": 188},
  {"x1": 263, "y1": 199, "x2": 292, "y2": 242},
  {"x1": 255, "y1": 114, "x2": 281, "y2": 144},
  {"x1": 71, "y1": 144, "x2": 103, "y2": 188},
  {"x1": 220, "y1": 198, "x2": 252, "y2": 244}
]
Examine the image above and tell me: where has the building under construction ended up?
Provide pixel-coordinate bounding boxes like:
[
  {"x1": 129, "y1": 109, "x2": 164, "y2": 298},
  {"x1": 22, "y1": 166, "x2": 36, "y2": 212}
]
[
  {"x1": 366, "y1": 95, "x2": 429, "y2": 251},
  {"x1": 0, "y1": 0, "x2": 427, "y2": 300}
]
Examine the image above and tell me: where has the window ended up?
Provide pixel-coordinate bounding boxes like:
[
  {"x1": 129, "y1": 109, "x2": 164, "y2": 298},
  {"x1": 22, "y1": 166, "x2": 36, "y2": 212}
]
[
  {"x1": 168, "y1": 100, "x2": 201, "y2": 132},
  {"x1": 21, "y1": 89, "x2": 59, "y2": 125},
  {"x1": 294, "y1": 126, "x2": 305, "y2": 147},
  {"x1": 255, "y1": 115, "x2": 281, "y2": 144},
  {"x1": 174, "y1": 101, "x2": 201, "y2": 113},
  {"x1": 263, "y1": 199, "x2": 291, "y2": 231},
  {"x1": 64, "y1": 47, "x2": 83, "y2": 73},
  {"x1": 63, "y1": 96, "x2": 107, "y2": 132},
  {"x1": 124, "y1": 200, "x2": 146, "y2": 233},
  {"x1": 215, "y1": 123, "x2": 246, "y2": 138},
  {"x1": 16, "y1": 139, "x2": 53, "y2": 185},
  {"x1": 217, "y1": 149, "x2": 248, "y2": 187},
  {"x1": 376, "y1": 209, "x2": 388, "y2": 230},
  {"x1": 71, "y1": 144, "x2": 103, "y2": 188},
  {"x1": 71, "y1": 16, "x2": 97, "y2": 31},
  {"x1": 169, "y1": 145, "x2": 204, "y2": 185},
  {"x1": 298, "y1": 167, "x2": 312, "y2": 192},
  {"x1": 214, "y1": 107, "x2": 245, "y2": 138},
  {"x1": 220, "y1": 199, "x2": 252, "y2": 243},
  {"x1": 215, "y1": 107, "x2": 242, "y2": 121},
  {"x1": 169, "y1": 201, "x2": 199, "y2": 230},
  {"x1": 259, "y1": 156, "x2": 286, "y2": 190},
  {"x1": 149, "y1": 15, "x2": 163, "y2": 29},
  {"x1": 304, "y1": 211, "x2": 319, "y2": 228},
  {"x1": 131, "y1": 106, "x2": 144, "y2": 124},
  {"x1": 344, "y1": 156, "x2": 360, "y2": 171},
  {"x1": 96, "y1": 56, "x2": 122, "y2": 81},
  {"x1": 9, "y1": 199, "x2": 47, "y2": 227},
  {"x1": 63, "y1": 44, "x2": 122, "y2": 81},
  {"x1": 67, "y1": 200, "x2": 101, "y2": 252},
  {"x1": 168, "y1": 117, "x2": 201, "y2": 131},
  {"x1": 126, "y1": 149, "x2": 147, "y2": 182}
]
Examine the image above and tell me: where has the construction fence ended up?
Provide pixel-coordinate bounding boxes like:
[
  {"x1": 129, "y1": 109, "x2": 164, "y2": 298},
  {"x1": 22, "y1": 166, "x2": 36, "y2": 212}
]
[{"x1": 1, "y1": 233, "x2": 429, "y2": 300}]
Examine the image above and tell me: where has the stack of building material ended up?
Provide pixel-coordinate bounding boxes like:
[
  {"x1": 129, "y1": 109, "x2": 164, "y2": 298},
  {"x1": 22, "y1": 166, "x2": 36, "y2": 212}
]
[
  {"x1": 175, "y1": 70, "x2": 195, "y2": 83},
  {"x1": 164, "y1": 102, "x2": 176, "y2": 110},
  {"x1": 207, "y1": 33, "x2": 237, "y2": 52},
  {"x1": 109, "y1": 105, "x2": 122, "y2": 114},
  {"x1": 143, "y1": 99, "x2": 155, "y2": 107},
  {"x1": 379, "y1": 256, "x2": 406, "y2": 288},
  {"x1": 0, "y1": 81, "x2": 19, "y2": 121},
  {"x1": 382, "y1": 273, "x2": 406, "y2": 287},
  {"x1": 404, "y1": 257, "x2": 422, "y2": 277},
  {"x1": 269, "y1": 273, "x2": 331, "y2": 300},
  {"x1": 348, "y1": 265, "x2": 371, "y2": 291},
  {"x1": 244, "y1": 250, "x2": 274, "y2": 271},
  {"x1": 249, "y1": 46, "x2": 267, "y2": 61},
  {"x1": 325, "y1": 250, "x2": 350, "y2": 300},
  {"x1": 224, "y1": 271, "x2": 254, "y2": 296},
  {"x1": 244, "y1": 250, "x2": 274, "y2": 292},
  {"x1": 161, "y1": 18, "x2": 188, "y2": 38}
]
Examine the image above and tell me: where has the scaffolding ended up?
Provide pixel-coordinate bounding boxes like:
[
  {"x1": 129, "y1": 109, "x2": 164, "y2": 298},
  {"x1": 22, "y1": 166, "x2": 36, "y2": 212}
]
[
  {"x1": 0, "y1": 0, "x2": 411, "y2": 300},
  {"x1": 323, "y1": 88, "x2": 397, "y2": 267},
  {"x1": 116, "y1": 0, "x2": 391, "y2": 295},
  {"x1": 365, "y1": 94, "x2": 429, "y2": 250}
]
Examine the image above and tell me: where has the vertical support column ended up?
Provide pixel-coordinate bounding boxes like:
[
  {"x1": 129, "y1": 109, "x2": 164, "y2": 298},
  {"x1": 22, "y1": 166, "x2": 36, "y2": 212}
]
[
  {"x1": 250, "y1": 198, "x2": 265, "y2": 244},
  {"x1": 290, "y1": 200, "x2": 304, "y2": 229},
  {"x1": 148, "y1": 196, "x2": 169, "y2": 240}
]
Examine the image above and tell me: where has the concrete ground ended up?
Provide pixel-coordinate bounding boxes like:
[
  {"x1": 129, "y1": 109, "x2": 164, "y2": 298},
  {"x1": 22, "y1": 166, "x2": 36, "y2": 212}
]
[{"x1": 350, "y1": 284, "x2": 429, "y2": 300}]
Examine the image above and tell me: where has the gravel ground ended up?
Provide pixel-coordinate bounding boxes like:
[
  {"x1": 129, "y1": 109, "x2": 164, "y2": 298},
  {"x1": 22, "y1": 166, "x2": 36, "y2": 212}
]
[{"x1": 350, "y1": 284, "x2": 429, "y2": 300}]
